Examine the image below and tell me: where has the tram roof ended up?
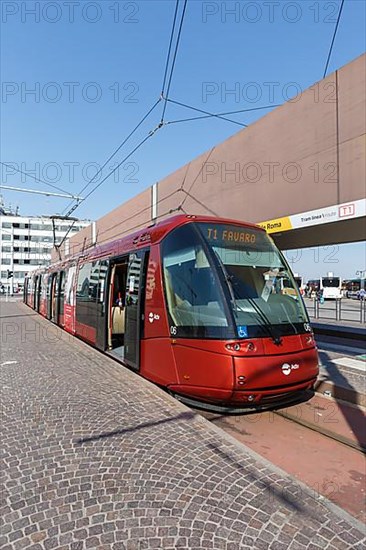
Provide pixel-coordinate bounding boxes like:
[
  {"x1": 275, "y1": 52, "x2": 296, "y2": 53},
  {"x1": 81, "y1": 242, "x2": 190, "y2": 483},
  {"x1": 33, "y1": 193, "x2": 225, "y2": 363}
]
[{"x1": 27, "y1": 214, "x2": 264, "y2": 276}]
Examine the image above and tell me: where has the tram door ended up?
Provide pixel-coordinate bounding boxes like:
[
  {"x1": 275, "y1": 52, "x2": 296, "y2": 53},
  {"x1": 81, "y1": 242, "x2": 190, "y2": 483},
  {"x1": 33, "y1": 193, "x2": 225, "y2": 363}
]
[
  {"x1": 52, "y1": 274, "x2": 59, "y2": 323},
  {"x1": 124, "y1": 250, "x2": 148, "y2": 370},
  {"x1": 48, "y1": 274, "x2": 57, "y2": 320},
  {"x1": 54, "y1": 271, "x2": 65, "y2": 326},
  {"x1": 34, "y1": 276, "x2": 40, "y2": 312},
  {"x1": 95, "y1": 260, "x2": 109, "y2": 350},
  {"x1": 58, "y1": 271, "x2": 66, "y2": 325}
]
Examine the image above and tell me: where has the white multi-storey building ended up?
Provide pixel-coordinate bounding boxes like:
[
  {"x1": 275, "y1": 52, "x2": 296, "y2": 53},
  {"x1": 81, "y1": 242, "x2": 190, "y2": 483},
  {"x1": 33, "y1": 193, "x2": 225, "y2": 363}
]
[{"x1": 0, "y1": 212, "x2": 91, "y2": 291}]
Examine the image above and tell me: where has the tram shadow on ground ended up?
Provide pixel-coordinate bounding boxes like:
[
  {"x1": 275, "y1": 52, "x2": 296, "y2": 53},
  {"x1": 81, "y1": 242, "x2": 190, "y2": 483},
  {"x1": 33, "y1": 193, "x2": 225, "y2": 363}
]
[
  {"x1": 187, "y1": 389, "x2": 315, "y2": 417},
  {"x1": 317, "y1": 351, "x2": 366, "y2": 452},
  {"x1": 75, "y1": 410, "x2": 197, "y2": 444},
  {"x1": 0, "y1": 312, "x2": 38, "y2": 319}
]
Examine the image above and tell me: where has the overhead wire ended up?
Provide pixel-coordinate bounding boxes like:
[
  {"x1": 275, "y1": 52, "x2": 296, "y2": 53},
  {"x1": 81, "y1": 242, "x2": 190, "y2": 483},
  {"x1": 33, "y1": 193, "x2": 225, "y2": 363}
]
[
  {"x1": 63, "y1": 132, "x2": 155, "y2": 222},
  {"x1": 66, "y1": 0, "x2": 344, "y2": 222},
  {"x1": 56, "y1": 0, "x2": 259, "y2": 251},
  {"x1": 87, "y1": 206, "x2": 186, "y2": 248},
  {"x1": 53, "y1": 219, "x2": 77, "y2": 257},
  {"x1": 55, "y1": 1, "x2": 188, "y2": 249},
  {"x1": 60, "y1": 1, "x2": 188, "y2": 223},
  {"x1": 93, "y1": 145, "x2": 218, "y2": 246},
  {"x1": 166, "y1": 104, "x2": 282, "y2": 125},
  {"x1": 166, "y1": 98, "x2": 247, "y2": 127},
  {"x1": 56, "y1": 127, "x2": 162, "y2": 252},
  {"x1": 80, "y1": 134, "x2": 153, "y2": 204},
  {"x1": 66, "y1": 194, "x2": 184, "y2": 254},
  {"x1": 0, "y1": 161, "x2": 74, "y2": 196},
  {"x1": 161, "y1": 0, "x2": 188, "y2": 122},
  {"x1": 160, "y1": 0, "x2": 180, "y2": 97},
  {"x1": 84, "y1": 149, "x2": 219, "y2": 249},
  {"x1": 323, "y1": 0, "x2": 345, "y2": 78},
  {"x1": 52, "y1": 0, "x2": 292, "y2": 252},
  {"x1": 7, "y1": 0, "x2": 346, "y2": 242},
  {"x1": 91, "y1": 156, "x2": 198, "y2": 247},
  {"x1": 81, "y1": 189, "x2": 181, "y2": 248},
  {"x1": 179, "y1": 147, "x2": 216, "y2": 212},
  {"x1": 82, "y1": 159, "x2": 197, "y2": 245},
  {"x1": 61, "y1": 98, "x2": 162, "y2": 215}
]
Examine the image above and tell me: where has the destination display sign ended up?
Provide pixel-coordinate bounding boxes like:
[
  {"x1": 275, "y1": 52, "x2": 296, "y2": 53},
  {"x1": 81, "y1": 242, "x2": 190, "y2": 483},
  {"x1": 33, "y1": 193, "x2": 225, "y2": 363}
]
[
  {"x1": 198, "y1": 223, "x2": 271, "y2": 249},
  {"x1": 200, "y1": 223, "x2": 257, "y2": 243}
]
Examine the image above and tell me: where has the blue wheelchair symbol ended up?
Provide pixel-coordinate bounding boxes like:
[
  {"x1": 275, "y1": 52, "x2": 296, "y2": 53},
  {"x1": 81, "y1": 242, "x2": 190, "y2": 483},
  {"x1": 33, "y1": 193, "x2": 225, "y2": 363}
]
[{"x1": 237, "y1": 325, "x2": 248, "y2": 338}]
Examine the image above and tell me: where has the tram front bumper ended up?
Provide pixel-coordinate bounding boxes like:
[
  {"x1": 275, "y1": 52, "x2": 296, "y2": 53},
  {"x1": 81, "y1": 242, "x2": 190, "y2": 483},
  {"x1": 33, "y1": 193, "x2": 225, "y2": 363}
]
[
  {"x1": 229, "y1": 376, "x2": 318, "y2": 406},
  {"x1": 232, "y1": 348, "x2": 319, "y2": 400}
]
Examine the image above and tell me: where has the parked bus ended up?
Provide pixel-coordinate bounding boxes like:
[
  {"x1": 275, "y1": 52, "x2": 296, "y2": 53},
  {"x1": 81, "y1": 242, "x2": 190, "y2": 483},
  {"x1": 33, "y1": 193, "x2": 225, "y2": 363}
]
[
  {"x1": 24, "y1": 214, "x2": 318, "y2": 412},
  {"x1": 344, "y1": 278, "x2": 366, "y2": 299},
  {"x1": 320, "y1": 275, "x2": 343, "y2": 300}
]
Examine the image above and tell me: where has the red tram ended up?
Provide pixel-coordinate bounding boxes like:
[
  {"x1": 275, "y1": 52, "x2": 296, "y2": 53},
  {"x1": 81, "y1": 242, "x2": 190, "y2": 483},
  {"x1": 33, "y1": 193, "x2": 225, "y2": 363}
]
[{"x1": 24, "y1": 215, "x2": 319, "y2": 411}]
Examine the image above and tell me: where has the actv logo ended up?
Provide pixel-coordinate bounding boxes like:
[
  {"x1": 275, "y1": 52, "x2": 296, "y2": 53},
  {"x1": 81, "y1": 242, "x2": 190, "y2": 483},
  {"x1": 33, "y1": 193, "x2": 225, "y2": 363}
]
[{"x1": 281, "y1": 363, "x2": 300, "y2": 375}]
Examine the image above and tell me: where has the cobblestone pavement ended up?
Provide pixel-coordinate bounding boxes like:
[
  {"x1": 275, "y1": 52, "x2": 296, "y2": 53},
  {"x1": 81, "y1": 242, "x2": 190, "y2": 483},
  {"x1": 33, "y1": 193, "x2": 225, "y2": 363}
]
[
  {"x1": 1, "y1": 302, "x2": 365, "y2": 550},
  {"x1": 317, "y1": 350, "x2": 365, "y2": 394}
]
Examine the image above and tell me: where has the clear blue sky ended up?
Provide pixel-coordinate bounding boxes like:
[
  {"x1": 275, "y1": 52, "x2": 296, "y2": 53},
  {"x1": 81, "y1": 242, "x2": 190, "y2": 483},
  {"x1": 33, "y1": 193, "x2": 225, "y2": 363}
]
[{"x1": 1, "y1": 0, "x2": 365, "y2": 279}]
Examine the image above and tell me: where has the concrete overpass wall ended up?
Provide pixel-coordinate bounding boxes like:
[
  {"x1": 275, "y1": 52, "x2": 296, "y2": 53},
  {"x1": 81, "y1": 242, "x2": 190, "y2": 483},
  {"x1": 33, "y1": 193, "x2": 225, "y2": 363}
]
[
  {"x1": 338, "y1": 56, "x2": 365, "y2": 203},
  {"x1": 57, "y1": 54, "x2": 365, "y2": 261}
]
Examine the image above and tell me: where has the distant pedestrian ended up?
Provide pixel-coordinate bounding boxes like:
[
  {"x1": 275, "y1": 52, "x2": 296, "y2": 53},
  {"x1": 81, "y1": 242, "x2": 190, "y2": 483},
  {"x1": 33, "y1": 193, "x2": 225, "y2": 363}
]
[{"x1": 317, "y1": 289, "x2": 324, "y2": 304}]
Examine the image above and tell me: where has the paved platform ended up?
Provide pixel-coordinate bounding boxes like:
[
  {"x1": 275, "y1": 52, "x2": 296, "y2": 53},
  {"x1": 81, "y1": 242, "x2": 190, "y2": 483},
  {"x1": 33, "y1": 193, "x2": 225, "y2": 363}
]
[
  {"x1": 315, "y1": 343, "x2": 366, "y2": 407},
  {"x1": 1, "y1": 301, "x2": 365, "y2": 549},
  {"x1": 313, "y1": 322, "x2": 366, "y2": 342},
  {"x1": 200, "y1": 395, "x2": 366, "y2": 522}
]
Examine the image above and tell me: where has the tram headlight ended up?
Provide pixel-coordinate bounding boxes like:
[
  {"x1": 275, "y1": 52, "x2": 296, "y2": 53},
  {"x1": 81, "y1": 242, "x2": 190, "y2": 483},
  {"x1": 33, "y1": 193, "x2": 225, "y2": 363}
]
[
  {"x1": 225, "y1": 341, "x2": 257, "y2": 352},
  {"x1": 225, "y1": 343, "x2": 241, "y2": 351}
]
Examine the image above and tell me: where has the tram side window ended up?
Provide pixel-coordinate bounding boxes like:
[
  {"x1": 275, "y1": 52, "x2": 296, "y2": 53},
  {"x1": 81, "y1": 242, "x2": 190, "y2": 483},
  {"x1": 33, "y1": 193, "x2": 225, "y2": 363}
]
[
  {"x1": 89, "y1": 263, "x2": 100, "y2": 300},
  {"x1": 24, "y1": 278, "x2": 29, "y2": 302},
  {"x1": 77, "y1": 263, "x2": 92, "y2": 302},
  {"x1": 97, "y1": 261, "x2": 109, "y2": 303},
  {"x1": 162, "y1": 224, "x2": 229, "y2": 338},
  {"x1": 40, "y1": 275, "x2": 46, "y2": 301},
  {"x1": 46, "y1": 275, "x2": 52, "y2": 300},
  {"x1": 80, "y1": 262, "x2": 99, "y2": 301},
  {"x1": 76, "y1": 262, "x2": 100, "y2": 328},
  {"x1": 59, "y1": 271, "x2": 66, "y2": 306},
  {"x1": 27, "y1": 277, "x2": 33, "y2": 304},
  {"x1": 65, "y1": 266, "x2": 76, "y2": 306}
]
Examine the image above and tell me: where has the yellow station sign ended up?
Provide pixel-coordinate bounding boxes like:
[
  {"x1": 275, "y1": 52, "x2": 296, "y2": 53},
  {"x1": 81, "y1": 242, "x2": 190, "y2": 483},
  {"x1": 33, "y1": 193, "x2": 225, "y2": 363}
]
[{"x1": 258, "y1": 216, "x2": 293, "y2": 233}]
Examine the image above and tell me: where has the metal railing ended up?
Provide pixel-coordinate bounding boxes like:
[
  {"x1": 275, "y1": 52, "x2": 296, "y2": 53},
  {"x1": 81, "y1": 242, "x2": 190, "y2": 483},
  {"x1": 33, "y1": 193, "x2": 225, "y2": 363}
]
[{"x1": 307, "y1": 298, "x2": 366, "y2": 324}]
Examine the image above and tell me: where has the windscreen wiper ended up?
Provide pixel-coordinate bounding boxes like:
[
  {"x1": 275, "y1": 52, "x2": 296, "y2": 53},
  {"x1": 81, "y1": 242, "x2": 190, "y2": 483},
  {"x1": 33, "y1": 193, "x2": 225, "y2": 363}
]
[
  {"x1": 240, "y1": 294, "x2": 283, "y2": 346},
  {"x1": 214, "y1": 252, "x2": 282, "y2": 345}
]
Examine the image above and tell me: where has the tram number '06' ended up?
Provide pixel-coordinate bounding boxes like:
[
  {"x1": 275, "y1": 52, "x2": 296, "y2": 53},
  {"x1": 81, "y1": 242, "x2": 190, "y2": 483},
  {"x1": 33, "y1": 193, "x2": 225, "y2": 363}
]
[{"x1": 170, "y1": 326, "x2": 177, "y2": 336}]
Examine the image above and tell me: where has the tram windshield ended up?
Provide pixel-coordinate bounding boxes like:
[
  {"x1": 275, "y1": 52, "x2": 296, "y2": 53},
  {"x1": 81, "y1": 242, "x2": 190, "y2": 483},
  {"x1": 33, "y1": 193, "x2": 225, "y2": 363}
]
[
  {"x1": 162, "y1": 222, "x2": 309, "y2": 339},
  {"x1": 162, "y1": 223, "x2": 229, "y2": 338}
]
